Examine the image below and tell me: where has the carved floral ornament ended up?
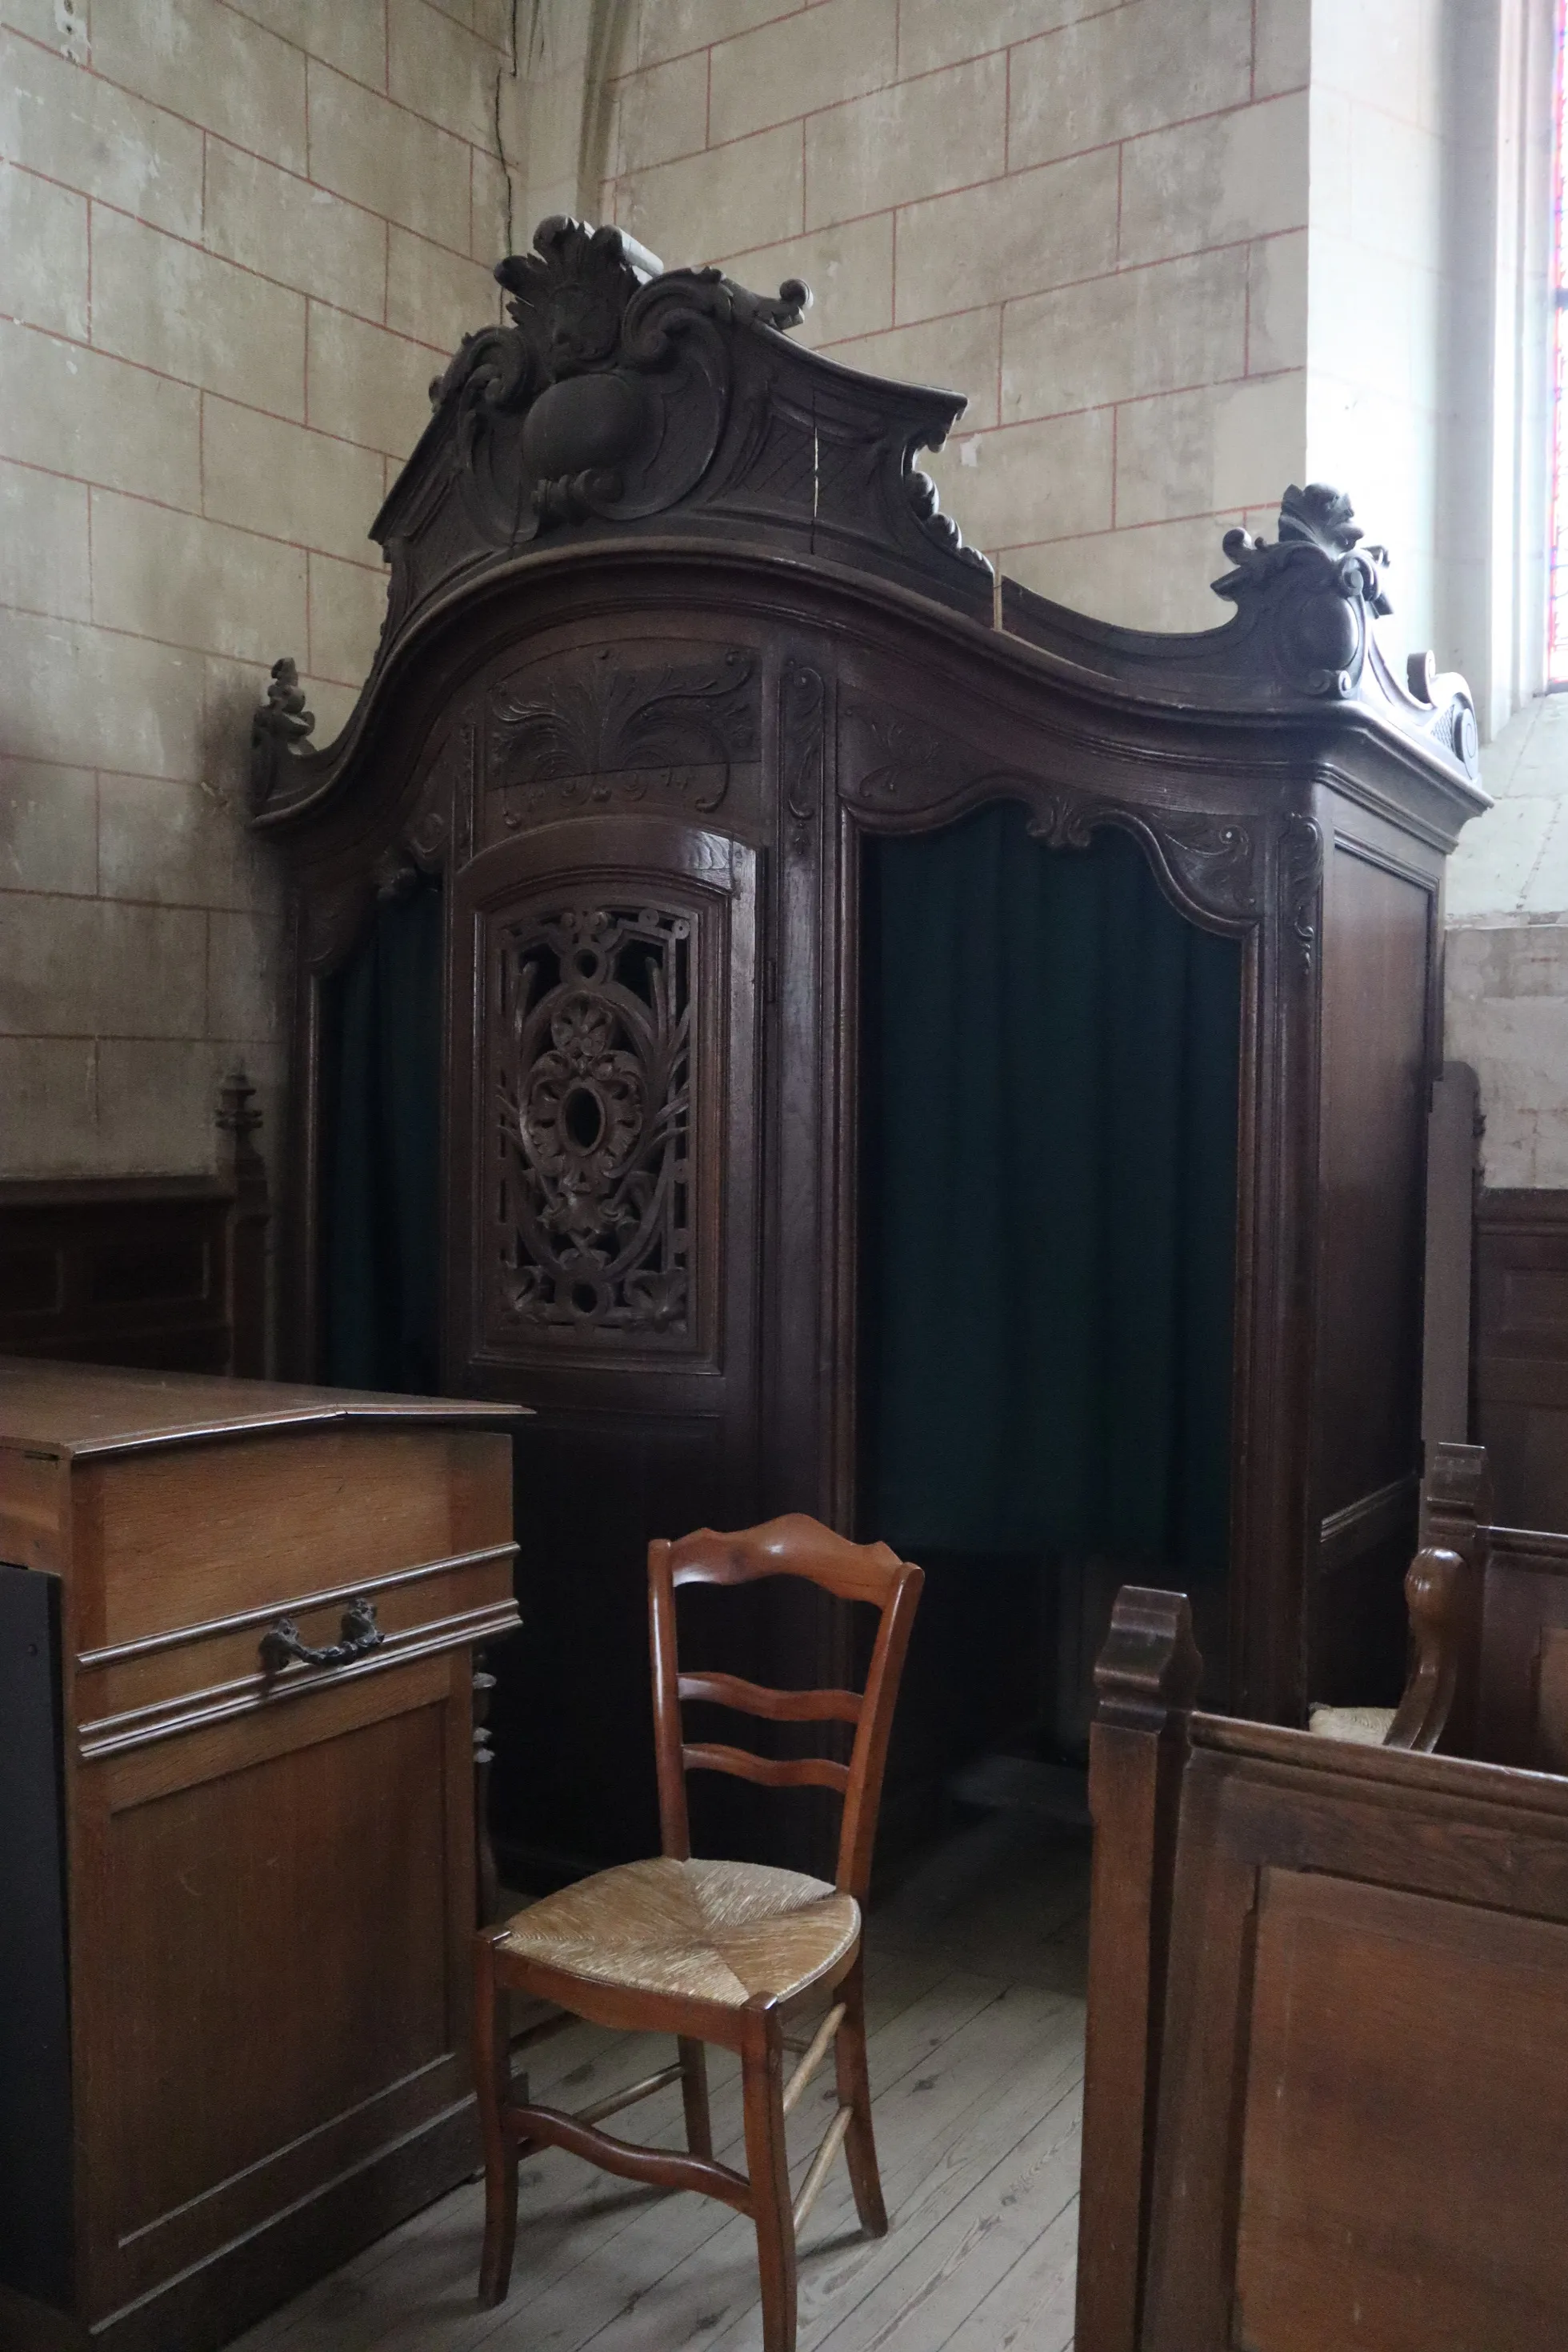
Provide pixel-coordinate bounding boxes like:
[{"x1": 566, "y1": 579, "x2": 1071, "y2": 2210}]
[{"x1": 494, "y1": 900, "x2": 696, "y2": 1347}]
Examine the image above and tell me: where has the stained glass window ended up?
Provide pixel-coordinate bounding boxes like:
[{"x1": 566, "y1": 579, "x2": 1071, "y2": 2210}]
[{"x1": 1550, "y1": 0, "x2": 1568, "y2": 681}]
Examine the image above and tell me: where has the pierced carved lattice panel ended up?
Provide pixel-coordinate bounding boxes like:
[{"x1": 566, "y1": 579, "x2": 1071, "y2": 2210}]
[{"x1": 488, "y1": 894, "x2": 714, "y2": 1358}]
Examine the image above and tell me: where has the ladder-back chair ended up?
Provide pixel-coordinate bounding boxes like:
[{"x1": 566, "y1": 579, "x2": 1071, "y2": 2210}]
[{"x1": 471, "y1": 1514, "x2": 924, "y2": 2352}]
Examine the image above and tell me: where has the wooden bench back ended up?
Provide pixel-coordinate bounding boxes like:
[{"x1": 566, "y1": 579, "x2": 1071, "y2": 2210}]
[
  {"x1": 1419, "y1": 1441, "x2": 1568, "y2": 1769},
  {"x1": 1078, "y1": 1584, "x2": 1568, "y2": 2352},
  {"x1": 648, "y1": 1514, "x2": 923, "y2": 1898}
]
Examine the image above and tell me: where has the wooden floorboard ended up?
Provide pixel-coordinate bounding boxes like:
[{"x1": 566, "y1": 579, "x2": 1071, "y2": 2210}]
[{"x1": 226, "y1": 1816, "x2": 1088, "y2": 2352}]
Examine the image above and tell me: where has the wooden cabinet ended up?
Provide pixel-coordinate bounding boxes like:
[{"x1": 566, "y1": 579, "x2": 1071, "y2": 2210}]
[{"x1": 0, "y1": 1360, "x2": 522, "y2": 2352}]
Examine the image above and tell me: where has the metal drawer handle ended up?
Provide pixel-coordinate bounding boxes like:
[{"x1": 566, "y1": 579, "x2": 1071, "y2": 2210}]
[{"x1": 259, "y1": 1597, "x2": 383, "y2": 1675}]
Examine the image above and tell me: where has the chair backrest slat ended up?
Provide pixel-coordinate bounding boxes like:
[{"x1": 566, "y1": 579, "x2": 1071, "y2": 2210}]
[
  {"x1": 648, "y1": 1512, "x2": 923, "y2": 1897},
  {"x1": 676, "y1": 1670, "x2": 862, "y2": 1726},
  {"x1": 682, "y1": 1742, "x2": 850, "y2": 1794}
]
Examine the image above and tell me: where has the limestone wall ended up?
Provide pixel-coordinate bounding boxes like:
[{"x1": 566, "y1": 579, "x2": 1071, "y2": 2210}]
[
  {"x1": 598, "y1": 0, "x2": 1310, "y2": 634},
  {"x1": 0, "y1": 0, "x2": 516, "y2": 1177}
]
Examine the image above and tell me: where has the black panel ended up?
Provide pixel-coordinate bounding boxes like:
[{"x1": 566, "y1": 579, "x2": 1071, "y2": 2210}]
[{"x1": 0, "y1": 1564, "x2": 72, "y2": 2308}]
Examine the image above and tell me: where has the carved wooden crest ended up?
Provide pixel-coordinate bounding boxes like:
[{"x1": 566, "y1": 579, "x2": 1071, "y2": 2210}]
[
  {"x1": 1001, "y1": 482, "x2": 1482, "y2": 790},
  {"x1": 1212, "y1": 482, "x2": 1393, "y2": 700},
  {"x1": 373, "y1": 215, "x2": 991, "y2": 655}
]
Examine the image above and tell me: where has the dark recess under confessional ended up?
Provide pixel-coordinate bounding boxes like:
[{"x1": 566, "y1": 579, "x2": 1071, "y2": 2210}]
[{"x1": 251, "y1": 214, "x2": 1486, "y2": 1888}]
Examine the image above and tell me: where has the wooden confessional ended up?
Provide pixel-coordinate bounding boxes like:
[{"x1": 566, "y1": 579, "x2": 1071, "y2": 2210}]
[{"x1": 252, "y1": 218, "x2": 1486, "y2": 1883}]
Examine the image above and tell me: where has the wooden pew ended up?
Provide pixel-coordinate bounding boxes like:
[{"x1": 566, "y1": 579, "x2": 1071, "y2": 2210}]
[
  {"x1": 1310, "y1": 1442, "x2": 1568, "y2": 1769},
  {"x1": 1078, "y1": 1584, "x2": 1568, "y2": 2352}
]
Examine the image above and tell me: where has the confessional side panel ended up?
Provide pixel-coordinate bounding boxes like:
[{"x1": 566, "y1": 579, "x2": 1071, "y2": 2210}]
[{"x1": 1311, "y1": 815, "x2": 1440, "y2": 1706}]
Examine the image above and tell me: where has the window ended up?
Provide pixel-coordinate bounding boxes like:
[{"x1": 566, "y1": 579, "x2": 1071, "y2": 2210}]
[{"x1": 1550, "y1": 0, "x2": 1568, "y2": 681}]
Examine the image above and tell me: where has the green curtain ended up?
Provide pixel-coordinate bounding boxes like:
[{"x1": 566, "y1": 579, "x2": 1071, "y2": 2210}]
[
  {"x1": 322, "y1": 876, "x2": 443, "y2": 1393},
  {"x1": 862, "y1": 805, "x2": 1240, "y2": 1582}
]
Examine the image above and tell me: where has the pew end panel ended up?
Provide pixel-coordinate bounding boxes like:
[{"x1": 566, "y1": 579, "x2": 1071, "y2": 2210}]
[{"x1": 1079, "y1": 1583, "x2": 1568, "y2": 2352}]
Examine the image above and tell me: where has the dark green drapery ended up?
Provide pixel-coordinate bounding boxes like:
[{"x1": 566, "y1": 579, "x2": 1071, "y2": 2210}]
[
  {"x1": 322, "y1": 876, "x2": 442, "y2": 1393},
  {"x1": 862, "y1": 805, "x2": 1240, "y2": 1582}
]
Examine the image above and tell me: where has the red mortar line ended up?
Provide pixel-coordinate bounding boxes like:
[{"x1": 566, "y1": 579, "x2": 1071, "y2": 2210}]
[
  {"x1": 0, "y1": 596, "x2": 376, "y2": 688},
  {"x1": 618, "y1": 78, "x2": 1294, "y2": 211},
  {"x1": 0, "y1": 880, "x2": 276, "y2": 922},
  {"x1": 7, "y1": 140, "x2": 493, "y2": 296},
  {"x1": 802, "y1": 358, "x2": 1299, "y2": 438},
  {"x1": 995, "y1": 503, "x2": 1255, "y2": 561},
  {"x1": 608, "y1": 0, "x2": 1137, "y2": 86},
  {"x1": 89, "y1": 0, "x2": 505, "y2": 174},
  {"x1": 602, "y1": 3, "x2": 805, "y2": 82},
  {"x1": 654, "y1": 130, "x2": 1306, "y2": 282},
  {"x1": 739, "y1": 227, "x2": 1304, "y2": 347},
  {"x1": 0, "y1": 441, "x2": 390, "y2": 560},
  {"x1": 0, "y1": 1031, "x2": 278, "y2": 1052},
  {"x1": 5, "y1": 15, "x2": 502, "y2": 235},
  {"x1": 2, "y1": 310, "x2": 447, "y2": 464},
  {"x1": 1002, "y1": 39, "x2": 1011, "y2": 176},
  {"x1": 613, "y1": 29, "x2": 1288, "y2": 175},
  {"x1": 68, "y1": 162, "x2": 490, "y2": 344}
]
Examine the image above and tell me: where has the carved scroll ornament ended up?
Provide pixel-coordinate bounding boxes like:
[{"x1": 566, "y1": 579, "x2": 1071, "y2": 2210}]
[
  {"x1": 250, "y1": 658, "x2": 315, "y2": 809},
  {"x1": 780, "y1": 658, "x2": 826, "y2": 851},
  {"x1": 367, "y1": 214, "x2": 991, "y2": 658},
  {"x1": 1279, "y1": 814, "x2": 1325, "y2": 975},
  {"x1": 838, "y1": 695, "x2": 1263, "y2": 932},
  {"x1": 434, "y1": 218, "x2": 806, "y2": 543},
  {"x1": 493, "y1": 900, "x2": 697, "y2": 1346},
  {"x1": 1213, "y1": 483, "x2": 1391, "y2": 700},
  {"x1": 488, "y1": 648, "x2": 758, "y2": 826}
]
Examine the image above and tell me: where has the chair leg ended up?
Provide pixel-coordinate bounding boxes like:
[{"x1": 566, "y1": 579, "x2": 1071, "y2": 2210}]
[
  {"x1": 472, "y1": 1935, "x2": 520, "y2": 2306},
  {"x1": 678, "y1": 2034, "x2": 713, "y2": 2158},
  {"x1": 834, "y1": 1954, "x2": 888, "y2": 2238},
  {"x1": 742, "y1": 2004, "x2": 797, "y2": 2352}
]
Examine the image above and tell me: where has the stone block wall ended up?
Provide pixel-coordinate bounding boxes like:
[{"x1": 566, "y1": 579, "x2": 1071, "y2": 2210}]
[
  {"x1": 0, "y1": 0, "x2": 516, "y2": 1178},
  {"x1": 1303, "y1": 0, "x2": 1452, "y2": 658},
  {"x1": 1448, "y1": 693, "x2": 1568, "y2": 1188},
  {"x1": 598, "y1": 0, "x2": 1311, "y2": 633}
]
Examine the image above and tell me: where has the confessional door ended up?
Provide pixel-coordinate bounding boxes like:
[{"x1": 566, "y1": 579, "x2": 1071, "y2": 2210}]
[
  {"x1": 445, "y1": 815, "x2": 766, "y2": 1877},
  {"x1": 851, "y1": 802, "x2": 1245, "y2": 1842}
]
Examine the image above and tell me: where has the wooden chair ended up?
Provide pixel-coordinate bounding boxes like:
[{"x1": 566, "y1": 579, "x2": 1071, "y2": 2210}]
[
  {"x1": 1310, "y1": 1442, "x2": 1568, "y2": 1769},
  {"x1": 1078, "y1": 1583, "x2": 1568, "y2": 2351},
  {"x1": 471, "y1": 1514, "x2": 923, "y2": 2352}
]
